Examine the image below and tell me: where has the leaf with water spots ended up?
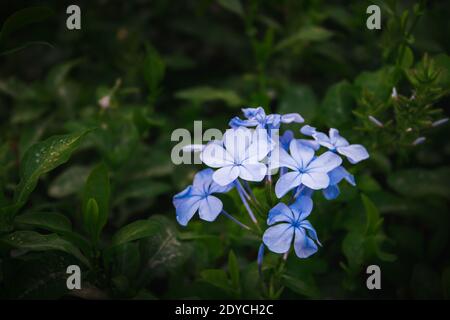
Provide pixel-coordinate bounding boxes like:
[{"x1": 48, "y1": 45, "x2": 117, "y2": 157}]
[
  {"x1": 0, "y1": 231, "x2": 90, "y2": 267},
  {"x1": 14, "y1": 130, "x2": 91, "y2": 212}
]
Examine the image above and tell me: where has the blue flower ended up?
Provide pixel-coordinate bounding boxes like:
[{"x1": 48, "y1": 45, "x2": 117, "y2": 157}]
[
  {"x1": 301, "y1": 126, "x2": 369, "y2": 164},
  {"x1": 173, "y1": 169, "x2": 233, "y2": 226},
  {"x1": 269, "y1": 140, "x2": 342, "y2": 198},
  {"x1": 262, "y1": 197, "x2": 321, "y2": 258},
  {"x1": 323, "y1": 165, "x2": 355, "y2": 199},
  {"x1": 229, "y1": 107, "x2": 304, "y2": 130},
  {"x1": 296, "y1": 165, "x2": 356, "y2": 200},
  {"x1": 200, "y1": 127, "x2": 272, "y2": 186}
]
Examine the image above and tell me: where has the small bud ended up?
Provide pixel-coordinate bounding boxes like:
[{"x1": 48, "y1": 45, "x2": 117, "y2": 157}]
[
  {"x1": 432, "y1": 118, "x2": 449, "y2": 127},
  {"x1": 98, "y1": 95, "x2": 111, "y2": 109},
  {"x1": 368, "y1": 115, "x2": 384, "y2": 127},
  {"x1": 391, "y1": 87, "x2": 398, "y2": 99},
  {"x1": 406, "y1": 127, "x2": 413, "y2": 132},
  {"x1": 410, "y1": 91, "x2": 416, "y2": 100},
  {"x1": 412, "y1": 137, "x2": 426, "y2": 146}
]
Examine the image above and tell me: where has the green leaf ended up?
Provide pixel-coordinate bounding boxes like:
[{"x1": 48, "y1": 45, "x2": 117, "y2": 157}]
[
  {"x1": 111, "y1": 219, "x2": 161, "y2": 247},
  {"x1": 354, "y1": 66, "x2": 400, "y2": 101},
  {"x1": 361, "y1": 194, "x2": 382, "y2": 234},
  {"x1": 281, "y1": 274, "x2": 320, "y2": 298},
  {"x1": 0, "y1": 231, "x2": 90, "y2": 267},
  {"x1": 434, "y1": 54, "x2": 450, "y2": 87},
  {"x1": 278, "y1": 85, "x2": 318, "y2": 122},
  {"x1": 14, "y1": 130, "x2": 90, "y2": 212},
  {"x1": 175, "y1": 86, "x2": 242, "y2": 107},
  {"x1": 139, "y1": 216, "x2": 190, "y2": 275},
  {"x1": 113, "y1": 180, "x2": 170, "y2": 206},
  {"x1": 276, "y1": 26, "x2": 332, "y2": 51},
  {"x1": 397, "y1": 46, "x2": 414, "y2": 69},
  {"x1": 201, "y1": 269, "x2": 231, "y2": 294},
  {"x1": 82, "y1": 163, "x2": 110, "y2": 241},
  {"x1": 48, "y1": 165, "x2": 90, "y2": 198},
  {"x1": 387, "y1": 167, "x2": 450, "y2": 199},
  {"x1": 2, "y1": 251, "x2": 79, "y2": 299},
  {"x1": 143, "y1": 45, "x2": 165, "y2": 104},
  {"x1": 217, "y1": 0, "x2": 244, "y2": 16},
  {"x1": 228, "y1": 250, "x2": 240, "y2": 294},
  {"x1": 341, "y1": 231, "x2": 365, "y2": 274},
  {"x1": 15, "y1": 212, "x2": 72, "y2": 233},
  {"x1": 0, "y1": 6, "x2": 54, "y2": 42},
  {"x1": 320, "y1": 80, "x2": 354, "y2": 127}
]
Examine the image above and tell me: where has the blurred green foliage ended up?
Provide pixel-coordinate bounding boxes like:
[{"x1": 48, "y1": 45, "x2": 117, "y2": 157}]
[{"x1": 0, "y1": 0, "x2": 449, "y2": 299}]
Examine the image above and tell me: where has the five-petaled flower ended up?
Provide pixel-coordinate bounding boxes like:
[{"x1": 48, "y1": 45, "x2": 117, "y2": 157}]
[
  {"x1": 173, "y1": 169, "x2": 233, "y2": 226},
  {"x1": 229, "y1": 107, "x2": 304, "y2": 130},
  {"x1": 200, "y1": 127, "x2": 273, "y2": 186},
  {"x1": 263, "y1": 197, "x2": 321, "y2": 258},
  {"x1": 270, "y1": 140, "x2": 342, "y2": 198},
  {"x1": 301, "y1": 126, "x2": 369, "y2": 164}
]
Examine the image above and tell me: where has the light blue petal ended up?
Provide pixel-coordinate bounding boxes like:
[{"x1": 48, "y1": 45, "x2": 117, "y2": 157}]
[
  {"x1": 200, "y1": 143, "x2": 234, "y2": 168},
  {"x1": 193, "y1": 168, "x2": 214, "y2": 191},
  {"x1": 312, "y1": 131, "x2": 334, "y2": 149},
  {"x1": 173, "y1": 187, "x2": 202, "y2": 226},
  {"x1": 281, "y1": 113, "x2": 304, "y2": 124},
  {"x1": 212, "y1": 165, "x2": 240, "y2": 186},
  {"x1": 280, "y1": 130, "x2": 294, "y2": 151},
  {"x1": 266, "y1": 114, "x2": 281, "y2": 129},
  {"x1": 229, "y1": 117, "x2": 259, "y2": 128},
  {"x1": 242, "y1": 107, "x2": 266, "y2": 119},
  {"x1": 290, "y1": 140, "x2": 315, "y2": 169},
  {"x1": 293, "y1": 228, "x2": 318, "y2": 258},
  {"x1": 268, "y1": 147, "x2": 298, "y2": 171},
  {"x1": 328, "y1": 166, "x2": 346, "y2": 185},
  {"x1": 297, "y1": 186, "x2": 314, "y2": 198},
  {"x1": 328, "y1": 166, "x2": 355, "y2": 186},
  {"x1": 267, "y1": 202, "x2": 294, "y2": 225},
  {"x1": 329, "y1": 128, "x2": 349, "y2": 147},
  {"x1": 301, "y1": 172, "x2": 330, "y2": 190},
  {"x1": 173, "y1": 185, "x2": 202, "y2": 205},
  {"x1": 262, "y1": 223, "x2": 294, "y2": 254},
  {"x1": 306, "y1": 151, "x2": 342, "y2": 173},
  {"x1": 275, "y1": 171, "x2": 302, "y2": 198},
  {"x1": 239, "y1": 162, "x2": 267, "y2": 182},
  {"x1": 300, "y1": 125, "x2": 317, "y2": 136},
  {"x1": 299, "y1": 220, "x2": 321, "y2": 246},
  {"x1": 290, "y1": 196, "x2": 313, "y2": 219},
  {"x1": 198, "y1": 195, "x2": 223, "y2": 222},
  {"x1": 336, "y1": 144, "x2": 369, "y2": 164},
  {"x1": 323, "y1": 184, "x2": 340, "y2": 200},
  {"x1": 298, "y1": 139, "x2": 320, "y2": 151}
]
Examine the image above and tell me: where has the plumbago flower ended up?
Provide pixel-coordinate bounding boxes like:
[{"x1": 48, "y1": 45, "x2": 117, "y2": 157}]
[
  {"x1": 263, "y1": 197, "x2": 320, "y2": 258},
  {"x1": 173, "y1": 106, "x2": 369, "y2": 267},
  {"x1": 229, "y1": 107, "x2": 304, "y2": 130},
  {"x1": 301, "y1": 125, "x2": 369, "y2": 164},
  {"x1": 269, "y1": 140, "x2": 342, "y2": 198},
  {"x1": 200, "y1": 127, "x2": 272, "y2": 186},
  {"x1": 173, "y1": 169, "x2": 233, "y2": 226}
]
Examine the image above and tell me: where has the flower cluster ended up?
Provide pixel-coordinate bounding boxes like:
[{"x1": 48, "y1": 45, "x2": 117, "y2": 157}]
[{"x1": 173, "y1": 107, "x2": 369, "y2": 263}]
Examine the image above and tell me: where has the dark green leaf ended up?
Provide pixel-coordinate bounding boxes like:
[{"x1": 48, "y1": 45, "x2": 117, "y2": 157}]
[
  {"x1": 14, "y1": 130, "x2": 90, "y2": 211},
  {"x1": 0, "y1": 231, "x2": 90, "y2": 267},
  {"x1": 15, "y1": 212, "x2": 72, "y2": 233},
  {"x1": 82, "y1": 163, "x2": 110, "y2": 241}
]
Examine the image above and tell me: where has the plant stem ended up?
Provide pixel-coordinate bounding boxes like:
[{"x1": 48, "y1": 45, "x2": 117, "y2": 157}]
[{"x1": 221, "y1": 210, "x2": 251, "y2": 230}]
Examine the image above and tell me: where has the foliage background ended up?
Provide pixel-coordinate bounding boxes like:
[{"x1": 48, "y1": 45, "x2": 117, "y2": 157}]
[{"x1": 0, "y1": 0, "x2": 449, "y2": 299}]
